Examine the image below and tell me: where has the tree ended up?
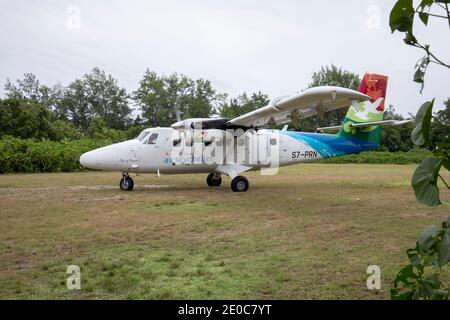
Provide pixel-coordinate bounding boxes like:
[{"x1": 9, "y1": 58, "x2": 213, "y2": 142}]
[
  {"x1": 86, "y1": 117, "x2": 127, "y2": 142},
  {"x1": 133, "y1": 70, "x2": 218, "y2": 127},
  {"x1": 309, "y1": 64, "x2": 361, "y2": 89},
  {"x1": 48, "y1": 120, "x2": 81, "y2": 141},
  {"x1": 294, "y1": 65, "x2": 360, "y2": 131},
  {"x1": 60, "y1": 68, "x2": 131, "y2": 133},
  {"x1": 432, "y1": 98, "x2": 450, "y2": 147},
  {"x1": 0, "y1": 98, "x2": 52, "y2": 140},
  {"x1": 4, "y1": 73, "x2": 62, "y2": 113},
  {"x1": 380, "y1": 105, "x2": 414, "y2": 152},
  {"x1": 134, "y1": 70, "x2": 178, "y2": 127},
  {"x1": 218, "y1": 92, "x2": 270, "y2": 118},
  {"x1": 59, "y1": 79, "x2": 91, "y2": 134},
  {"x1": 183, "y1": 78, "x2": 217, "y2": 119},
  {"x1": 5, "y1": 73, "x2": 51, "y2": 104}
]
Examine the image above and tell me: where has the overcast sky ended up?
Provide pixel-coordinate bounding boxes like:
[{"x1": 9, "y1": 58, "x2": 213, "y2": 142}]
[{"x1": 1, "y1": 0, "x2": 449, "y2": 116}]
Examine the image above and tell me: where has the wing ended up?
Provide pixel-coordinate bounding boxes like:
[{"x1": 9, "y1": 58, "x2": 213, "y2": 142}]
[{"x1": 227, "y1": 86, "x2": 370, "y2": 128}]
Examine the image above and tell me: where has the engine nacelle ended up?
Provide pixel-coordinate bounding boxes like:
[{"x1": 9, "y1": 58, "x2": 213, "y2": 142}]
[
  {"x1": 170, "y1": 118, "x2": 213, "y2": 131},
  {"x1": 176, "y1": 129, "x2": 231, "y2": 145}
]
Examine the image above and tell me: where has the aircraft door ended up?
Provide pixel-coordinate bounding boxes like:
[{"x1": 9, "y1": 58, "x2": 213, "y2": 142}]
[{"x1": 138, "y1": 131, "x2": 165, "y2": 171}]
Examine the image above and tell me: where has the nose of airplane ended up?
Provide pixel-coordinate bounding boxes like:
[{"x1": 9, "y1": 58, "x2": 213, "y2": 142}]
[
  {"x1": 79, "y1": 141, "x2": 135, "y2": 170},
  {"x1": 80, "y1": 146, "x2": 118, "y2": 170},
  {"x1": 79, "y1": 150, "x2": 97, "y2": 169}
]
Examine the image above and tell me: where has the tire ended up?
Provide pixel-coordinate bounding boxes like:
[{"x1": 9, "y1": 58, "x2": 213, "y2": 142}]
[
  {"x1": 206, "y1": 173, "x2": 222, "y2": 187},
  {"x1": 231, "y1": 176, "x2": 249, "y2": 192},
  {"x1": 120, "y1": 176, "x2": 134, "y2": 191}
]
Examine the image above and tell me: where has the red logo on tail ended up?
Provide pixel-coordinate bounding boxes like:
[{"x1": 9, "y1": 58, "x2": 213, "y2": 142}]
[{"x1": 358, "y1": 73, "x2": 388, "y2": 112}]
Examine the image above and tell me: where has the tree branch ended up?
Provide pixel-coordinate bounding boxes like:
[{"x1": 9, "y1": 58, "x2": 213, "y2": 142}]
[
  {"x1": 439, "y1": 175, "x2": 450, "y2": 190},
  {"x1": 435, "y1": 2, "x2": 445, "y2": 10},
  {"x1": 416, "y1": 43, "x2": 450, "y2": 69},
  {"x1": 446, "y1": 3, "x2": 450, "y2": 29},
  {"x1": 424, "y1": 13, "x2": 448, "y2": 19}
]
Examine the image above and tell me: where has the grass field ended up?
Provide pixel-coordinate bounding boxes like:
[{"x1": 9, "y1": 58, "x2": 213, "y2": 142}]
[{"x1": 0, "y1": 164, "x2": 449, "y2": 300}]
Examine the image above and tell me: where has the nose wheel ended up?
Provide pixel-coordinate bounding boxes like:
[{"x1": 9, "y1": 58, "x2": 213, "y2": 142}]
[
  {"x1": 120, "y1": 174, "x2": 134, "y2": 191},
  {"x1": 231, "y1": 176, "x2": 249, "y2": 192}
]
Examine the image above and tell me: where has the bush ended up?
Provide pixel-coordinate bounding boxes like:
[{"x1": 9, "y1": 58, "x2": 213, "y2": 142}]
[
  {"x1": 0, "y1": 98, "x2": 53, "y2": 140},
  {"x1": 126, "y1": 125, "x2": 147, "y2": 140},
  {"x1": 321, "y1": 150, "x2": 432, "y2": 165},
  {"x1": 0, "y1": 136, "x2": 111, "y2": 173},
  {"x1": 48, "y1": 120, "x2": 81, "y2": 141},
  {"x1": 86, "y1": 117, "x2": 128, "y2": 142}
]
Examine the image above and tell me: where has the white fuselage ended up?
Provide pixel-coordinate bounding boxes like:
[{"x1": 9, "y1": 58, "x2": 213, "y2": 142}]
[{"x1": 79, "y1": 127, "x2": 323, "y2": 174}]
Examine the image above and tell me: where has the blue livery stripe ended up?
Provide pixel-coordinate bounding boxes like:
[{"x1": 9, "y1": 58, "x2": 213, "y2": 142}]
[{"x1": 281, "y1": 131, "x2": 378, "y2": 158}]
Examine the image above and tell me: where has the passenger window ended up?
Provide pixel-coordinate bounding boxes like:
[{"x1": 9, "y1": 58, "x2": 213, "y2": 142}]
[
  {"x1": 270, "y1": 138, "x2": 277, "y2": 146},
  {"x1": 146, "y1": 133, "x2": 159, "y2": 145}
]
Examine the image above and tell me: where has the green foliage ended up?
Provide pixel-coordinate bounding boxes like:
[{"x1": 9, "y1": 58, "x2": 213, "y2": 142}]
[
  {"x1": 61, "y1": 68, "x2": 132, "y2": 133},
  {"x1": 181, "y1": 78, "x2": 217, "y2": 119},
  {"x1": 86, "y1": 117, "x2": 128, "y2": 142},
  {"x1": 391, "y1": 218, "x2": 450, "y2": 300},
  {"x1": 218, "y1": 92, "x2": 270, "y2": 118},
  {"x1": 412, "y1": 100, "x2": 434, "y2": 146},
  {"x1": 380, "y1": 105, "x2": 414, "y2": 152},
  {"x1": 4, "y1": 73, "x2": 57, "y2": 108},
  {"x1": 390, "y1": 0, "x2": 450, "y2": 301},
  {"x1": 5, "y1": 69, "x2": 132, "y2": 134},
  {"x1": 48, "y1": 120, "x2": 81, "y2": 142},
  {"x1": 0, "y1": 136, "x2": 111, "y2": 173},
  {"x1": 412, "y1": 157, "x2": 442, "y2": 206},
  {"x1": 410, "y1": 100, "x2": 449, "y2": 207},
  {"x1": 0, "y1": 98, "x2": 52, "y2": 140},
  {"x1": 133, "y1": 70, "x2": 219, "y2": 127},
  {"x1": 321, "y1": 150, "x2": 431, "y2": 165},
  {"x1": 432, "y1": 99, "x2": 450, "y2": 150},
  {"x1": 389, "y1": 1, "x2": 450, "y2": 207},
  {"x1": 309, "y1": 64, "x2": 361, "y2": 89},
  {"x1": 125, "y1": 125, "x2": 147, "y2": 140},
  {"x1": 390, "y1": 0, "x2": 415, "y2": 33}
]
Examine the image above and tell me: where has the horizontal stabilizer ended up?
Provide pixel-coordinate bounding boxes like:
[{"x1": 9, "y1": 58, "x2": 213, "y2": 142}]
[
  {"x1": 350, "y1": 120, "x2": 412, "y2": 128},
  {"x1": 316, "y1": 120, "x2": 412, "y2": 133},
  {"x1": 315, "y1": 125, "x2": 342, "y2": 133}
]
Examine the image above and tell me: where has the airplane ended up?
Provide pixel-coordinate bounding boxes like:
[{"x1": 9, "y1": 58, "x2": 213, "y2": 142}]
[{"x1": 80, "y1": 73, "x2": 410, "y2": 192}]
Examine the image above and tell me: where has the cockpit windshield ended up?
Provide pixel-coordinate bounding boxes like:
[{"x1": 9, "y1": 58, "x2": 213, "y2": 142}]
[
  {"x1": 146, "y1": 133, "x2": 159, "y2": 145},
  {"x1": 136, "y1": 131, "x2": 150, "y2": 143}
]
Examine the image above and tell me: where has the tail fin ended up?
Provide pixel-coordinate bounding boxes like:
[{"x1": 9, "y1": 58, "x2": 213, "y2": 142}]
[{"x1": 338, "y1": 73, "x2": 389, "y2": 146}]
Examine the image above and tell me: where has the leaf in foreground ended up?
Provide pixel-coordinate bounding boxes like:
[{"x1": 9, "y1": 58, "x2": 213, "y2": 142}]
[
  {"x1": 412, "y1": 156, "x2": 442, "y2": 207},
  {"x1": 411, "y1": 100, "x2": 434, "y2": 146}
]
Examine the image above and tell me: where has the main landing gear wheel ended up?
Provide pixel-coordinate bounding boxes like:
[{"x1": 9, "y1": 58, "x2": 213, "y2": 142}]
[
  {"x1": 206, "y1": 173, "x2": 222, "y2": 187},
  {"x1": 231, "y1": 176, "x2": 249, "y2": 192},
  {"x1": 120, "y1": 175, "x2": 134, "y2": 191}
]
